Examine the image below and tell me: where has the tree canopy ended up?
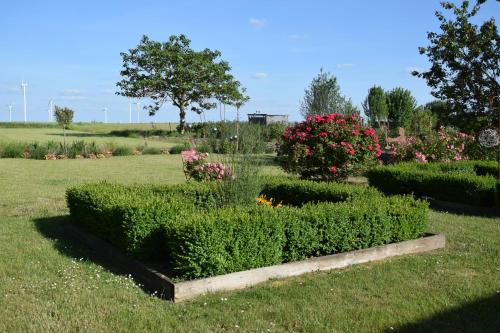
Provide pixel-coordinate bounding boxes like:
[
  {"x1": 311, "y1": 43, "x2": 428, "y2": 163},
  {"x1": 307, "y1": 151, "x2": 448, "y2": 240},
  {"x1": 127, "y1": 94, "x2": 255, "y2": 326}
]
[
  {"x1": 413, "y1": 0, "x2": 499, "y2": 133},
  {"x1": 300, "y1": 69, "x2": 350, "y2": 117},
  {"x1": 362, "y1": 86, "x2": 388, "y2": 125},
  {"x1": 117, "y1": 34, "x2": 248, "y2": 133},
  {"x1": 386, "y1": 87, "x2": 417, "y2": 130}
]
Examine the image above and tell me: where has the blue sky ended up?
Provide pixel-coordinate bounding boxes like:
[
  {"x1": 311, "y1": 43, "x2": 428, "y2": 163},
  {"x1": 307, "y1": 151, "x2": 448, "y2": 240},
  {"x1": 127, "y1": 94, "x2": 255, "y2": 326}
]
[{"x1": 1, "y1": 0, "x2": 498, "y2": 123}]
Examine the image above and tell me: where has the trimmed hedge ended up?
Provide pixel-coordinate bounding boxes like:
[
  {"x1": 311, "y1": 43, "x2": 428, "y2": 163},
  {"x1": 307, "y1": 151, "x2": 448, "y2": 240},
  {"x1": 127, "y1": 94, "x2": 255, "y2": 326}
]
[
  {"x1": 260, "y1": 176, "x2": 380, "y2": 206},
  {"x1": 67, "y1": 178, "x2": 429, "y2": 280},
  {"x1": 366, "y1": 162, "x2": 498, "y2": 207}
]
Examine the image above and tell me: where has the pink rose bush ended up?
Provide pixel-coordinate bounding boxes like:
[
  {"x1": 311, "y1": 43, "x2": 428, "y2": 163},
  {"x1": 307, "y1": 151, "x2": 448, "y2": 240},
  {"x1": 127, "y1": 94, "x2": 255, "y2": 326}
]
[
  {"x1": 388, "y1": 126, "x2": 474, "y2": 163},
  {"x1": 278, "y1": 114, "x2": 381, "y2": 181},
  {"x1": 181, "y1": 150, "x2": 232, "y2": 181}
]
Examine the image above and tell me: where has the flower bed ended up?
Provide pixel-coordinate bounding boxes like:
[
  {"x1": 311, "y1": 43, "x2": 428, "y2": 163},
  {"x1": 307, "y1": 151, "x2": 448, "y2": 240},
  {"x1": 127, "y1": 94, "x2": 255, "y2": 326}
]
[
  {"x1": 366, "y1": 161, "x2": 499, "y2": 207},
  {"x1": 66, "y1": 178, "x2": 428, "y2": 280}
]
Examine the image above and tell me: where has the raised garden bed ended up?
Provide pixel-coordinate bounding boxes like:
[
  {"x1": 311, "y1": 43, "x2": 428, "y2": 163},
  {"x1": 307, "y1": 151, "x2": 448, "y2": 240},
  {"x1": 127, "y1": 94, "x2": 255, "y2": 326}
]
[
  {"x1": 64, "y1": 223, "x2": 444, "y2": 302},
  {"x1": 66, "y1": 177, "x2": 434, "y2": 300}
]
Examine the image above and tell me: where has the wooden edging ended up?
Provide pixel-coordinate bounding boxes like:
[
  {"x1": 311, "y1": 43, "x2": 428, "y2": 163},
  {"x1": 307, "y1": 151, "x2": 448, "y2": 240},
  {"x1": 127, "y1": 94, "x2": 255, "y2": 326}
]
[{"x1": 64, "y1": 224, "x2": 445, "y2": 303}]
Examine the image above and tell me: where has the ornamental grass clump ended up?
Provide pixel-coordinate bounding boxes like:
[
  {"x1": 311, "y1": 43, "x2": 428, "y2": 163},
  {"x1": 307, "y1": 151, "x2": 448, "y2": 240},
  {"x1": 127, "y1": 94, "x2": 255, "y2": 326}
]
[{"x1": 278, "y1": 113, "x2": 381, "y2": 181}]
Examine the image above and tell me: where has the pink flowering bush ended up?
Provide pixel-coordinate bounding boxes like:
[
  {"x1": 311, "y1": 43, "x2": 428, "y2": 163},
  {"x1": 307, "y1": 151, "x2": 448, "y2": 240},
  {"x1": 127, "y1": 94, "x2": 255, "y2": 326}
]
[
  {"x1": 277, "y1": 114, "x2": 381, "y2": 181},
  {"x1": 181, "y1": 150, "x2": 232, "y2": 181},
  {"x1": 388, "y1": 126, "x2": 474, "y2": 163}
]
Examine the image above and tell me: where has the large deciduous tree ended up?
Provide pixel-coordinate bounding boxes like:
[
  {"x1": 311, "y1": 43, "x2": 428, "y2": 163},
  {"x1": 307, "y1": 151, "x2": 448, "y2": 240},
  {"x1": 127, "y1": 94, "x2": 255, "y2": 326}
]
[
  {"x1": 300, "y1": 69, "x2": 348, "y2": 117},
  {"x1": 117, "y1": 34, "x2": 247, "y2": 133},
  {"x1": 413, "y1": 0, "x2": 499, "y2": 133},
  {"x1": 362, "y1": 86, "x2": 388, "y2": 126},
  {"x1": 386, "y1": 87, "x2": 417, "y2": 130}
]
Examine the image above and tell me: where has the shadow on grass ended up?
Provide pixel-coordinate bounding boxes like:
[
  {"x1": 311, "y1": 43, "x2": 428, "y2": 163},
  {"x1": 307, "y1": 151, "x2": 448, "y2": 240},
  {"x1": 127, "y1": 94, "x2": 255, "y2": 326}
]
[
  {"x1": 49, "y1": 132, "x2": 112, "y2": 138},
  {"x1": 33, "y1": 215, "x2": 167, "y2": 298},
  {"x1": 386, "y1": 293, "x2": 500, "y2": 333}
]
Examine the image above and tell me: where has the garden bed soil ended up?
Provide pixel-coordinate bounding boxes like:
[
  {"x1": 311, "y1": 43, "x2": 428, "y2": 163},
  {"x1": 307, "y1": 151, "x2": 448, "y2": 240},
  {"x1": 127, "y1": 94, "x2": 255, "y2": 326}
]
[{"x1": 64, "y1": 224, "x2": 445, "y2": 302}]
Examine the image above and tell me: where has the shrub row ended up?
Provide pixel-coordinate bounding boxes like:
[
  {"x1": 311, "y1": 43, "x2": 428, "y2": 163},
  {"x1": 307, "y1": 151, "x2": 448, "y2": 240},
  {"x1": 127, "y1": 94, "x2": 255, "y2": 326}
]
[
  {"x1": 67, "y1": 178, "x2": 429, "y2": 280},
  {"x1": 366, "y1": 162, "x2": 498, "y2": 207},
  {"x1": 260, "y1": 176, "x2": 380, "y2": 206},
  {"x1": 167, "y1": 196, "x2": 427, "y2": 279}
]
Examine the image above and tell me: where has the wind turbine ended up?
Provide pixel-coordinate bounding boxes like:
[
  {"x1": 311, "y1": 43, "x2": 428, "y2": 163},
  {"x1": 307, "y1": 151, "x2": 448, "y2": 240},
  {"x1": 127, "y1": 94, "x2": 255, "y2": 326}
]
[
  {"x1": 48, "y1": 99, "x2": 54, "y2": 122},
  {"x1": 128, "y1": 98, "x2": 132, "y2": 123},
  {"x1": 7, "y1": 103, "x2": 13, "y2": 122},
  {"x1": 133, "y1": 102, "x2": 141, "y2": 123},
  {"x1": 21, "y1": 81, "x2": 28, "y2": 122},
  {"x1": 102, "y1": 107, "x2": 108, "y2": 123}
]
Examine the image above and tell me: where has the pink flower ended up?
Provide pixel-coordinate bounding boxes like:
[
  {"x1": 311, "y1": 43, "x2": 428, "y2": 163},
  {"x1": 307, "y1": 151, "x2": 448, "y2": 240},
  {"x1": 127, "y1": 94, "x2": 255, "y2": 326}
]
[
  {"x1": 329, "y1": 166, "x2": 337, "y2": 174},
  {"x1": 364, "y1": 128, "x2": 375, "y2": 136}
]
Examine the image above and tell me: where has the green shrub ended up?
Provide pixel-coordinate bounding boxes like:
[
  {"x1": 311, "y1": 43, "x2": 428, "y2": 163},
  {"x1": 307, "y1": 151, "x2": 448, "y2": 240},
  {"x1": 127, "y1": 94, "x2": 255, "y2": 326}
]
[
  {"x1": 142, "y1": 147, "x2": 162, "y2": 155},
  {"x1": 67, "y1": 178, "x2": 429, "y2": 280},
  {"x1": 112, "y1": 146, "x2": 134, "y2": 156},
  {"x1": 366, "y1": 162, "x2": 498, "y2": 207},
  {"x1": 67, "y1": 140, "x2": 87, "y2": 158},
  {"x1": 165, "y1": 205, "x2": 286, "y2": 278},
  {"x1": 66, "y1": 183, "x2": 194, "y2": 259},
  {"x1": 261, "y1": 176, "x2": 380, "y2": 206},
  {"x1": 27, "y1": 142, "x2": 49, "y2": 160},
  {"x1": 0, "y1": 142, "x2": 26, "y2": 158},
  {"x1": 169, "y1": 143, "x2": 191, "y2": 154},
  {"x1": 164, "y1": 194, "x2": 427, "y2": 279}
]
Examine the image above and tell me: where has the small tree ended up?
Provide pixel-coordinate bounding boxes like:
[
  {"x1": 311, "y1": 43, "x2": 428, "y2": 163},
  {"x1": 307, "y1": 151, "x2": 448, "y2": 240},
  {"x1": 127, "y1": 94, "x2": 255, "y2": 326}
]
[
  {"x1": 386, "y1": 87, "x2": 417, "y2": 130},
  {"x1": 54, "y1": 106, "x2": 74, "y2": 154},
  {"x1": 413, "y1": 0, "x2": 499, "y2": 133},
  {"x1": 300, "y1": 69, "x2": 348, "y2": 117},
  {"x1": 117, "y1": 34, "x2": 245, "y2": 133},
  {"x1": 362, "y1": 86, "x2": 388, "y2": 126}
]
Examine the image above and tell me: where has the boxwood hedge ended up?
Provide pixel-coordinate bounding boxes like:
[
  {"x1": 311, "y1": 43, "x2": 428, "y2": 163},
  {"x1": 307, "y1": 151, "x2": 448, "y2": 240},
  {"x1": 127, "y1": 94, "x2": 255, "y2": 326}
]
[
  {"x1": 366, "y1": 161, "x2": 498, "y2": 207},
  {"x1": 67, "y1": 178, "x2": 429, "y2": 280}
]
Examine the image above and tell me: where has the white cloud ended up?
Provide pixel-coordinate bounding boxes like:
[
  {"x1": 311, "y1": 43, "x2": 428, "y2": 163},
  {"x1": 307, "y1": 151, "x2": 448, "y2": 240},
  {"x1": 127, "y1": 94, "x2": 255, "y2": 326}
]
[
  {"x1": 61, "y1": 88, "x2": 82, "y2": 94},
  {"x1": 405, "y1": 66, "x2": 422, "y2": 74},
  {"x1": 252, "y1": 72, "x2": 270, "y2": 79},
  {"x1": 336, "y1": 63, "x2": 355, "y2": 69},
  {"x1": 59, "y1": 95, "x2": 87, "y2": 101},
  {"x1": 249, "y1": 18, "x2": 266, "y2": 29}
]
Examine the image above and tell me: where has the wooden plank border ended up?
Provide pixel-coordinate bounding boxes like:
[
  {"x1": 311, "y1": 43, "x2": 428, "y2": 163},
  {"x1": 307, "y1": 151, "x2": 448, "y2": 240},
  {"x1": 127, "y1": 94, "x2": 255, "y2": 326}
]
[{"x1": 64, "y1": 224, "x2": 445, "y2": 303}]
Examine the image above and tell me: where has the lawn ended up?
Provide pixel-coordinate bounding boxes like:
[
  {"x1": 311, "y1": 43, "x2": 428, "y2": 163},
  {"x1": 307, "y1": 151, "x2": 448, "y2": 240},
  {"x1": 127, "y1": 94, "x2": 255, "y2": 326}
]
[
  {"x1": 0, "y1": 127, "x2": 184, "y2": 151},
  {"x1": 0, "y1": 155, "x2": 499, "y2": 332}
]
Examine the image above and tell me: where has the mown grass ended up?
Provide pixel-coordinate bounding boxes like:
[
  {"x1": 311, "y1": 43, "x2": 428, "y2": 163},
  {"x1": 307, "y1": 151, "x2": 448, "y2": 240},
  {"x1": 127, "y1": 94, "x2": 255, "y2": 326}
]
[
  {"x1": 0, "y1": 155, "x2": 499, "y2": 332},
  {"x1": 0, "y1": 128, "x2": 185, "y2": 152}
]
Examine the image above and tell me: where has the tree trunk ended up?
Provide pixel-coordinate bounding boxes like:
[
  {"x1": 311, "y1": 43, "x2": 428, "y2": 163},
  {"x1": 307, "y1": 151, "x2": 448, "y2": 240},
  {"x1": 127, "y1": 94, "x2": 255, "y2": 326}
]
[
  {"x1": 178, "y1": 104, "x2": 186, "y2": 134},
  {"x1": 236, "y1": 106, "x2": 240, "y2": 152},
  {"x1": 63, "y1": 127, "x2": 67, "y2": 155}
]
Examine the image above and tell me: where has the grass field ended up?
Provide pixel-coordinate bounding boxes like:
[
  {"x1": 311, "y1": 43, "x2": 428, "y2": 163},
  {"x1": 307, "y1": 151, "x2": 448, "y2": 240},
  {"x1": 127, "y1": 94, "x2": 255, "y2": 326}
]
[
  {"x1": 0, "y1": 155, "x2": 499, "y2": 332},
  {"x1": 0, "y1": 127, "x2": 185, "y2": 151}
]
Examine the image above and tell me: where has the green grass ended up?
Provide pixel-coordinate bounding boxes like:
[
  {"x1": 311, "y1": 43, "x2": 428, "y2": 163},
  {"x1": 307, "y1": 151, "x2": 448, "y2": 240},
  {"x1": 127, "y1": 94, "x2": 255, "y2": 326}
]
[
  {"x1": 0, "y1": 127, "x2": 185, "y2": 152},
  {"x1": 0, "y1": 155, "x2": 499, "y2": 332}
]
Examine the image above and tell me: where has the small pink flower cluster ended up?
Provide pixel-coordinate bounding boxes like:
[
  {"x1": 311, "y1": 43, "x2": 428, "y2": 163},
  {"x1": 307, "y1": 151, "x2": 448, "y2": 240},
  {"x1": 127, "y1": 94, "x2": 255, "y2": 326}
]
[
  {"x1": 181, "y1": 149, "x2": 231, "y2": 182},
  {"x1": 201, "y1": 162, "x2": 229, "y2": 181},
  {"x1": 389, "y1": 126, "x2": 474, "y2": 163}
]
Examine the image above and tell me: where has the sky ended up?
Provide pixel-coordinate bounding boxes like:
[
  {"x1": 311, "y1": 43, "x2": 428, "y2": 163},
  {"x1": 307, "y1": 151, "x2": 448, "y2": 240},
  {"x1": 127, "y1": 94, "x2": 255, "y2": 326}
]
[{"x1": 0, "y1": 0, "x2": 498, "y2": 123}]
